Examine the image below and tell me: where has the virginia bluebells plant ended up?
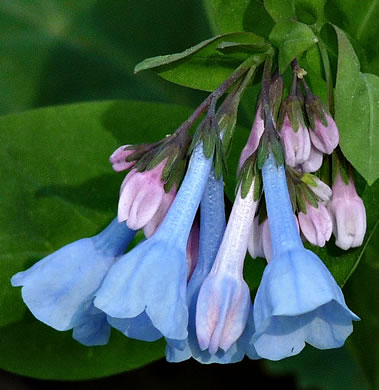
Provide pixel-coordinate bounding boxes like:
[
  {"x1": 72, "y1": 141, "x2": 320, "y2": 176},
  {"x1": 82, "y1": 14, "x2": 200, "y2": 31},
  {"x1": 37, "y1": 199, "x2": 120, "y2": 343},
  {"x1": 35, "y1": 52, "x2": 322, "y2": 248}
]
[{"x1": 11, "y1": 49, "x2": 367, "y2": 368}]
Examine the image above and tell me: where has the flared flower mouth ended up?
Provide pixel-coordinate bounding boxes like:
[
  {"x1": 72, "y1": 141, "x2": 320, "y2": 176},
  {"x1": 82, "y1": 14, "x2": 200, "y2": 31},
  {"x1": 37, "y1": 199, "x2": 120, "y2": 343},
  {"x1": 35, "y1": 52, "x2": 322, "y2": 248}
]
[{"x1": 253, "y1": 299, "x2": 359, "y2": 361}]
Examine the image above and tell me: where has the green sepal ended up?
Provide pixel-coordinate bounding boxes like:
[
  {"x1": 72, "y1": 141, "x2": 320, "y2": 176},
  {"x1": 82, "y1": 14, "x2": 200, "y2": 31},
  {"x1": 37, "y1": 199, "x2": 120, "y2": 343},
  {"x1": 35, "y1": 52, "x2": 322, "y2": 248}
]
[
  {"x1": 240, "y1": 156, "x2": 256, "y2": 199},
  {"x1": 305, "y1": 94, "x2": 328, "y2": 130},
  {"x1": 164, "y1": 158, "x2": 187, "y2": 192},
  {"x1": 302, "y1": 183, "x2": 319, "y2": 208},
  {"x1": 202, "y1": 127, "x2": 217, "y2": 159},
  {"x1": 286, "y1": 170, "x2": 298, "y2": 211},
  {"x1": 161, "y1": 148, "x2": 181, "y2": 181},
  {"x1": 295, "y1": 184, "x2": 308, "y2": 213},
  {"x1": 270, "y1": 134, "x2": 285, "y2": 166},
  {"x1": 269, "y1": 75, "x2": 284, "y2": 122},
  {"x1": 257, "y1": 133, "x2": 269, "y2": 169},
  {"x1": 214, "y1": 135, "x2": 228, "y2": 180},
  {"x1": 301, "y1": 172, "x2": 318, "y2": 187},
  {"x1": 332, "y1": 151, "x2": 350, "y2": 185},
  {"x1": 146, "y1": 144, "x2": 175, "y2": 171},
  {"x1": 253, "y1": 171, "x2": 263, "y2": 201}
]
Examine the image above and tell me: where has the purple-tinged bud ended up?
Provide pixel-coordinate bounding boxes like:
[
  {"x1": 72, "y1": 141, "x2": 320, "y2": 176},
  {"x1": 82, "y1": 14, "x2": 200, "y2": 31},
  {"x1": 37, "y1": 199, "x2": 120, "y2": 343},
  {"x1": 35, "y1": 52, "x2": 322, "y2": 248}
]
[
  {"x1": 118, "y1": 160, "x2": 167, "y2": 230},
  {"x1": 248, "y1": 217, "x2": 265, "y2": 259},
  {"x1": 328, "y1": 174, "x2": 366, "y2": 250},
  {"x1": 238, "y1": 104, "x2": 264, "y2": 173},
  {"x1": 309, "y1": 114, "x2": 339, "y2": 155},
  {"x1": 280, "y1": 114, "x2": 311, "y2": 167},
  {"x1": 298, "y1": 202, "x2": 333, "y2": 247},
  {"x1": 302, "y1": 174, "x2": 332, "y2": 204},
  {"x1": 302, "y1": 146, "x2": 323, "y2": 173},
  {"x1": 143, "y1": 186, "x2": 177, "y2": 238},
  {"x1": 109, "y1": 145, "x2": 136, "y2": 172}
]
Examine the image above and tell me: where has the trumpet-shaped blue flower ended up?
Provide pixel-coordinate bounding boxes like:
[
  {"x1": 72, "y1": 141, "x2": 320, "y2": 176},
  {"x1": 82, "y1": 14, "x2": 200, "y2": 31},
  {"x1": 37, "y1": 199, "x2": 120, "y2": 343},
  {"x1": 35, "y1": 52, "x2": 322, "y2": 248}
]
[
  {"x1": 94, "y1": 143, "x2": 213, "y2": 342},
  {"x1": 166, "y1": 171, "x2": 259, "y2": 364},
  {"x1": 252, "y1": 151, "x2": 359, "y2": 361},
  {"x1": 11, "y1": 218, "x2": 136, "y2": 345}
]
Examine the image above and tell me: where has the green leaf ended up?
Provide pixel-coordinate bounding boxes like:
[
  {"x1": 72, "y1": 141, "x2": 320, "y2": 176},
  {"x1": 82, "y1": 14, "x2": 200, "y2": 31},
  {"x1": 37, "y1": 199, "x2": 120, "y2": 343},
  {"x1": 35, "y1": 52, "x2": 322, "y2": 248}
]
[
  {"x1": 264, "y1": 0, "x2": 326, "y2": 27},
  {"x1": 0, "y1": 100, "x2": 197, "y2": 380},
  {"x1": 334, "y1": 26, "x2": 379, "y2": 185},
  {"x1": 269, "y1": 21, "x2": 318, "y2": 73},
  {"x1": 264, "y1": 0, "x2": 296, "y2": 23},
  {"x1": 135, "y1": 32, "x2": 268, "y2": 92},
  {"x1": 203, "y1": 0, "x2": 274, "y2": 39},
  {"x1": 294, "y1": 0, "x2": 326, "y2": 27}
]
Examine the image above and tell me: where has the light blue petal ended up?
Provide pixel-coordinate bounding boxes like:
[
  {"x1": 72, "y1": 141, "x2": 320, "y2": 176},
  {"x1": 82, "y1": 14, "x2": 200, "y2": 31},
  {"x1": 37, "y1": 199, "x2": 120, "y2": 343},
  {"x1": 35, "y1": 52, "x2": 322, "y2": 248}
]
[
  {"x1": 253, "y1": 315, "x2": 308, "y2": 361},
  {"x1": 72, "y1": 305, "x2": 111, "y2": 346},
  {"x1": 11, "y1": 219, "x2": 136, "y2": 331},
  {"x1": 253, "y1": 248, "x2": 359, "y2": 360},
  {"x1": 304, "y1": 301, "x2": 355, "y2": 349},
  {"x1": 95, "y1": 240, "x2": 188, "y2": 340},
  {"x1": 108, "y1": 312, "x2": 162, "y2": 342}
]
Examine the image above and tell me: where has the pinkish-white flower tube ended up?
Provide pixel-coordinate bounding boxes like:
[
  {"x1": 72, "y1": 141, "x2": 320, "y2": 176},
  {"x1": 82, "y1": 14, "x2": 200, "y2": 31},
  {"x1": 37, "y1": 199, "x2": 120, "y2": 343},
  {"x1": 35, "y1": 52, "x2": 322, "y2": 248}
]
[
  {"x1": 195, "y1": 183, "x2": 258, "y2": 354},
  {"x1": 238, "y1": 105, "x2": 264, "y2": 173},
  {"x1": 328, "y1": 174, "x2": 366, "y2": 250},
  {"x1": 309, "y1": 114, "x2": 339, "y2": 155},
  {"x1": 298, "y1": 202, "x2": 333, "y2": 247},
  {"x1": 118, "y1": 160, "x2": 167, "y2": 231},
  {"x1": 109, "y1": 145, "x2": 136, "y2": 172},
  {"x1": 280, "y1": 114, "x2": 311, "y2": 167}
]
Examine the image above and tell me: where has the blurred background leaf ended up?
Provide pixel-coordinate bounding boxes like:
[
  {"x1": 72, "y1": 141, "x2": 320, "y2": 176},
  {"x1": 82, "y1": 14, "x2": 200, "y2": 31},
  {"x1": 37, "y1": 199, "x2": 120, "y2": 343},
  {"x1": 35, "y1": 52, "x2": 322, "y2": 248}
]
[{"x1": 0, "y1": 0, "x2": 211, "y2": 114}]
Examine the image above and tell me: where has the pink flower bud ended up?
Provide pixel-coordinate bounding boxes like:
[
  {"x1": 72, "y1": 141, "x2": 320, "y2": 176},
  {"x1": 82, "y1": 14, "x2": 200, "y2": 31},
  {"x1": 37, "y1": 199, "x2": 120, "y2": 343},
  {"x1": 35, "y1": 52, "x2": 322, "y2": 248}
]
[
  {"x1": 238, "y1": 104, "x2": 264, "y2": 172},
  {"x1": 301, "y1": 146, "x2": 323, "y2": 173},
  {"x1": 305, "y1": 175, "x2": 332, "y2": 204},
  {"x1": 280, "y1": 114, "x2": 311, "y2": 167},
  {"x1": 309, "y1": 114, "x2": 339, "y2": 155},
  {"x1": 118, "y1": 160, "x2": 167, "y2": 230},
  {"x1": 143, "y1": 186, "x2": 177, "y2": 238},
  {"x1": 298, "y1": 203, "x2": 333, "y2": 247},
  {"x1": 328, "y1": 174, "x2": 366, "y2": 250},
  {"x1": 109, "y1": 145, "x2": 136, "y2": 172}
]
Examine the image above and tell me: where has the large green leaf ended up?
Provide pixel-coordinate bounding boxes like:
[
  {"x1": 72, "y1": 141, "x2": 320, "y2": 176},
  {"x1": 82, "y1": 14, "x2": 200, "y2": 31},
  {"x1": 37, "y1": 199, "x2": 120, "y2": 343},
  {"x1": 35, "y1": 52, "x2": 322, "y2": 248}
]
[
  {"x1": 334, "y1": 26, "x2": 379, "y2": 185},
  {"x1": 0, "y1": 100, "x2": 198, "y2": 380},
  {"x1": 269, "y1": 21, "x2": 318, "y2": 73},
  {"x1": 203, "y1": 0, "x2": 274, "y2": 39},
  {"x1": 135, "y1": 32, "x2": 269, "y2": 92}
]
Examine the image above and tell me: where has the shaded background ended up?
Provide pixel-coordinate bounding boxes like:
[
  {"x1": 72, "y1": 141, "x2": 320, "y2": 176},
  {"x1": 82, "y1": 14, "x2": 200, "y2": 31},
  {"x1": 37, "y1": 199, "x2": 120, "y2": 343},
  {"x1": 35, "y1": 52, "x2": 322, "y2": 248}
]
[{"x1": 0, "y1": 1, "x2": 374, "y2": 389}]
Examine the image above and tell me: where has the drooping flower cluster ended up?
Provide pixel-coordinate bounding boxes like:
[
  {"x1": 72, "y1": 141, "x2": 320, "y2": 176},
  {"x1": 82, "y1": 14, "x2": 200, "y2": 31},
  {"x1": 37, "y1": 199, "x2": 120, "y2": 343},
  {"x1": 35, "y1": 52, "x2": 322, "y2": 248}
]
[{"x1": 11, "y1": 56, "x2": 365, "y2": 364}]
